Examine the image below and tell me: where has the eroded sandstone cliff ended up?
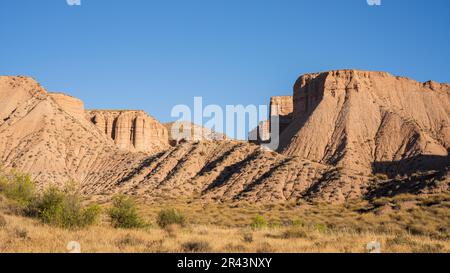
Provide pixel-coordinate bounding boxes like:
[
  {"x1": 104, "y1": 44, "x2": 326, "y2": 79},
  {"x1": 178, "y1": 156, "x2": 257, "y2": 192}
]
[
  {"x1": 249, "y1": 96, "x2": 293, "y2": 143},
  {"x1": 278, "y1": 70, "x2": 449, "y2": 177},
  {"x1": 164, "y1": 121, "x2": 227, "y2": 145},
  {"x1": 0, "y1": 76, "x2": 147, "y2": 189},
  {"x1": 270, "y1": 96, "x2": 293, "y2": 134},
  {"x1": 88, "y1": 110, "x2": 169, "y2": 153},
  {"x1": 0, "y1": 72, "x2": 448, "y2": 204}
]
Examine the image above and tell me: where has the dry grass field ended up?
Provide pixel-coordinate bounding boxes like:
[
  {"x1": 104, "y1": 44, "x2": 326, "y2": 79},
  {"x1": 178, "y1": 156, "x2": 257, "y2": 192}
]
[{"x1": 1, "y1": 193, "x2": 449, "y2": 253}]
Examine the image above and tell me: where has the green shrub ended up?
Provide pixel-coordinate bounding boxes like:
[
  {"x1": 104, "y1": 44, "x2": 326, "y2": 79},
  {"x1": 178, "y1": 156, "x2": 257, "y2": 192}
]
[
  {"x1": 32, "y1": 187, "x2": 101, "y2": 229},
  {"x1": 157, "y1": 208, "x2": 185, "y2": 228},
  {"x1": 291, "y1": 218, "x2": 304, "y2": 227},
  {"x1": 250, "y1": 215, "x2": 268, "y2": 229},
  {"x1": 315, "y1": 223, "x2": 328, "y2": 233},
  {"x1": 108, "y1": 195, "x2": 147, "y2": 229},
  {"x1": 0, "y1": 171, "x2": 35, "y2": 206}
]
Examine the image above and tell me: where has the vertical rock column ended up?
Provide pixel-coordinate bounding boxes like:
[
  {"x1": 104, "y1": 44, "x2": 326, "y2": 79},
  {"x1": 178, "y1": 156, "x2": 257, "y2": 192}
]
[
  {"x1": 134, "y1": 114, "x2": 146, "y2": 151},
  {"x1": 114, "y1": 113, "x2": 133, "y2": 150},
  {"x1": 87, "y1": 110, "x2": 169, "y2": 153}
]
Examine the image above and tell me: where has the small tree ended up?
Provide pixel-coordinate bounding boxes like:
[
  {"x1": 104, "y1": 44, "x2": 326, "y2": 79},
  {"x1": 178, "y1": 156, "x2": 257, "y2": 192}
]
[
  {"x1": 32, "y1": 186, "x2": 101, "y2": 229},
  {"x1": 108, "y1": 195, "x2": 147, "y2": 229},
  {"x1": 157, "y1": 208, "x2": 185, "y2": 228},
  {"x1": 0, "y1": 171, "x2": 35, "y2": 207}
]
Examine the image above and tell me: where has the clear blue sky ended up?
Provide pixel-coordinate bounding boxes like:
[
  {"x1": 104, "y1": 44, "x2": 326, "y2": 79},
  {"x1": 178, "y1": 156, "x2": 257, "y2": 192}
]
[{"x1": 1, "y1": 0, "x2": 449, "y2": 125}]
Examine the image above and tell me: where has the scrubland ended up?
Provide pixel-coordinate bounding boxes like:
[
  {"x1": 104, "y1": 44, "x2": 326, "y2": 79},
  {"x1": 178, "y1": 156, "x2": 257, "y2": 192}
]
[{"x1": 1, "y1": 168, "x2": 448, "y2": 253}]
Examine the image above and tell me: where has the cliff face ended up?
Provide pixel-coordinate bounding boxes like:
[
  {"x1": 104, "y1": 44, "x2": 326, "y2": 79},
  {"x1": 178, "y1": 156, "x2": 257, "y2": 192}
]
[
  {"x1": 164, "y1": 121, "x2": 227, "y2": 145},
  {"x1": 249, "y1": 96, "x2": 293, "y2": 143},
  {"x1": 88, "y1": 110, "x2": 169, "y2": 153},
  {"x1": 270, "y1": 96, "x2": 293, "y2": 135},
  {"x1": 249, "y1": 120, "x2": 270, "y2": 143},
  {"x1": 0, "y1": 76, "x2": 147, "y2": 189},
  {"x1": 1, "y1": 72, "x2": 448, "y2": 204},
  {"x1": 280, "y1": 70, "x2": 450, "y2": 176},
  {"x1": 49, "y1": 93, "x2": 86, "y2": 120}
]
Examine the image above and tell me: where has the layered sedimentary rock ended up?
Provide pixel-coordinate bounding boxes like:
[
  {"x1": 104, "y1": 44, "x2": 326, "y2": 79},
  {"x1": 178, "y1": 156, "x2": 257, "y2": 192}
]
[
  {"x1": 279, "y1": 70, "x2": 450, "y2": 176},
  {"x1": 0, "y1": 72, "x2": 448, "y2": 204},
  {"x1": 49, "y1": 93, "x2": 86, "y2": 120},
  {"x1": 249, "y1": 120, "x2": 270, "y2": 143},
  {"x1": 164, "y1": 121, "x2": 227, "y2": 145},
  {"x1": 270, "y1": 96, "x2": 293, "y2": 134},
  {"x1": 249, "y1": 96, "x2": 293, "y2": 143},
  {"x1": 0, "y1": 76, "x2": 147, "y2": 189},
  {"x1": 88, "y1": 110, "x2": 169, "y2": 153}
]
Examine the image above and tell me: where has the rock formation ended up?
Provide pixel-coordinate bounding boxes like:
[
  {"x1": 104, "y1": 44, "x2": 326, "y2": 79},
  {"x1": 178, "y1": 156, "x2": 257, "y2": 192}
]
[
  {"x1": 0, "y1": 76, "x2": 148, "y2": 189},
  {"x1": 270, "y1": 96, "x2": 293, "y2": 134},
  {"x1": 88, "y1": 110, "x2": 169, "y2": 153},
  {"x1": 249, "y1": 96, "x2": 293, "y2": 143},
  {"x1": 279, "y1": 70, "x2": 450, "y2": 177},
  {"x1": 0, "y1": 71, "x2": 448, "y2": 204},
  {"x1": 249, "y1": 120, "x2": 270, "y2": 143},
  {"x1": 49, "y1": 93, "x2": 86, "y2": 121},
  {"x1": 164, "y1": 121, "x2": 227, "y2": 145}
]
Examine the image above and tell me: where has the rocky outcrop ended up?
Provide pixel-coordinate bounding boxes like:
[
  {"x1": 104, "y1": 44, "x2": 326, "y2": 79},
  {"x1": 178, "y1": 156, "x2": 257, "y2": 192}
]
[
  {"x1": 164, "y1": 121, "x2": 227, "y2": 145},
  {"x1": 249, "y1": 120, "x2": 270, "y2": 143},
  {"x1": 88, "y1": 110, "x2": 169, "y2": 153},
  {"x1": 0, "y1": 76, "x2": 147, "y2": 189},
  {"x1": 249, "y1": 96, "x2": 293, "y2": 143},
  {"x1": 49, "y1": 92, "x2": 86, "y2": 120},
  {"x1": 1, "y1": 72, "x2": 448, "y2": 204},
  {"x1": 270, "y1": 96, "x2": 293, "y2": 134},
  {"x1": 279, "y1": 70, "x2": 450, "y2": 176}
]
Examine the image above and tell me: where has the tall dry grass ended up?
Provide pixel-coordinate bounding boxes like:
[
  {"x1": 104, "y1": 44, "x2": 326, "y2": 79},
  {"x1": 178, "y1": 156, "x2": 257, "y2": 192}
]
[{"x1": 1, "y1": 193, "x2": 449, "y2": 253}]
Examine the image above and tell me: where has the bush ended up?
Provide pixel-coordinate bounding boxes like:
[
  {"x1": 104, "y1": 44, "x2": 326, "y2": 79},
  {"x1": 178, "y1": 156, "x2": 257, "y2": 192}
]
[
  {"x1": 374, "y1": 173, "x2": 389, "y2": 181},
  {"x1": 0, "y1": 170, "x2": 100, "y2": 229},
  {"x1": 250, "y1": 215, "x2": 268, "y2": 229},
  {"x1": 241, "y1": 231, "x2": 253, "y2": 243},
  {"x1": 108, "y1": 195, "x2": 147, "y2": 229},
  {"x1": 14, "y1": 227, "x2": 29, "y2": 239},
  {"x1": 282, "y1": 228, "x2": 308, "y2": 239},
  {"x1": 181, "y1": 240, "x2": 211, "y2": 252},
  {"x1": 32, "y1": 187, "x2": 101, "y2": 229},
  {"x1": 0, "y1": 171, "x2": 35, "y2": 206},
  {"x1": 291, "y1": 218, "x2": 304, "y2": 227},
  {"x1": 157, "y1": 208, "x2": 185, "y2": 228},
  {"x1": 315, "y1": 223, "x2": 328, "y2": 233}
]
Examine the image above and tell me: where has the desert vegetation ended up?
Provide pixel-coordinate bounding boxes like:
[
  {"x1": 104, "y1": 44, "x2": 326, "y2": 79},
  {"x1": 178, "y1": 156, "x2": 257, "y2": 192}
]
[
  {"x1": 0, "y1": 169, "x2": 101, "y2": 229},
  {"x1": 0, "y1": 168, "x2": 449, "y2": 253}
]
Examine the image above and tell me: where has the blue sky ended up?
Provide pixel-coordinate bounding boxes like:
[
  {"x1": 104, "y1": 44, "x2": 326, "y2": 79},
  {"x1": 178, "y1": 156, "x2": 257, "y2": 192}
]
[{"x1": 1, "y1": 0, "x2": 449, "y2": 127}]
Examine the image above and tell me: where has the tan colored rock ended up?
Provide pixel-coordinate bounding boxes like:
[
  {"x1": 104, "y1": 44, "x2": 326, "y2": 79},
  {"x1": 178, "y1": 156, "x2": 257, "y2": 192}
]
[
  {"x1": 0, "y1": 76, "x2": 147, "y2": 190},
  {"x1": 280, "y1": 70, "x2": 450, "y2": 175},
  {"x1": 0, "y1": 73, "x2": 448, "y2": 204},
  {"x1": 88, "y1": 110, "x2": 169, "y2": 153},
  {"x1": 270, "y1": 96, "x2": 293, "y2": 135},
  {"x1": 249, "y1": 120, "x2": 270, "y2": 143},
  {"x1": 49, "y1": 92, "x2": 86, "y2": 121},
  {"x1": 164, "y1": 121, "x2": 227, "y2": 144},
  {"x1": 249, "y1": 96, "x2": 293, "y2": 143}
]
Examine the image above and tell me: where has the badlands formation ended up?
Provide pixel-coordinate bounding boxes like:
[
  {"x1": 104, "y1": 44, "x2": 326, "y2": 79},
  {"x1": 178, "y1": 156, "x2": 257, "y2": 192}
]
[{"x1": 0, "y1": 70, "x2": 448, "y2": 203}]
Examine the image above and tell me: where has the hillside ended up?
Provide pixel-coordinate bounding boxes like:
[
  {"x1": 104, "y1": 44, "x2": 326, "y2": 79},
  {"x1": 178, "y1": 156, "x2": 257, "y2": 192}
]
[
  {"x1": 279, "y1": 70, "x2": 449, "y2": 177},
  {"x1": 0, "y1": 76, "x2": 148, "y2": 190}
]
